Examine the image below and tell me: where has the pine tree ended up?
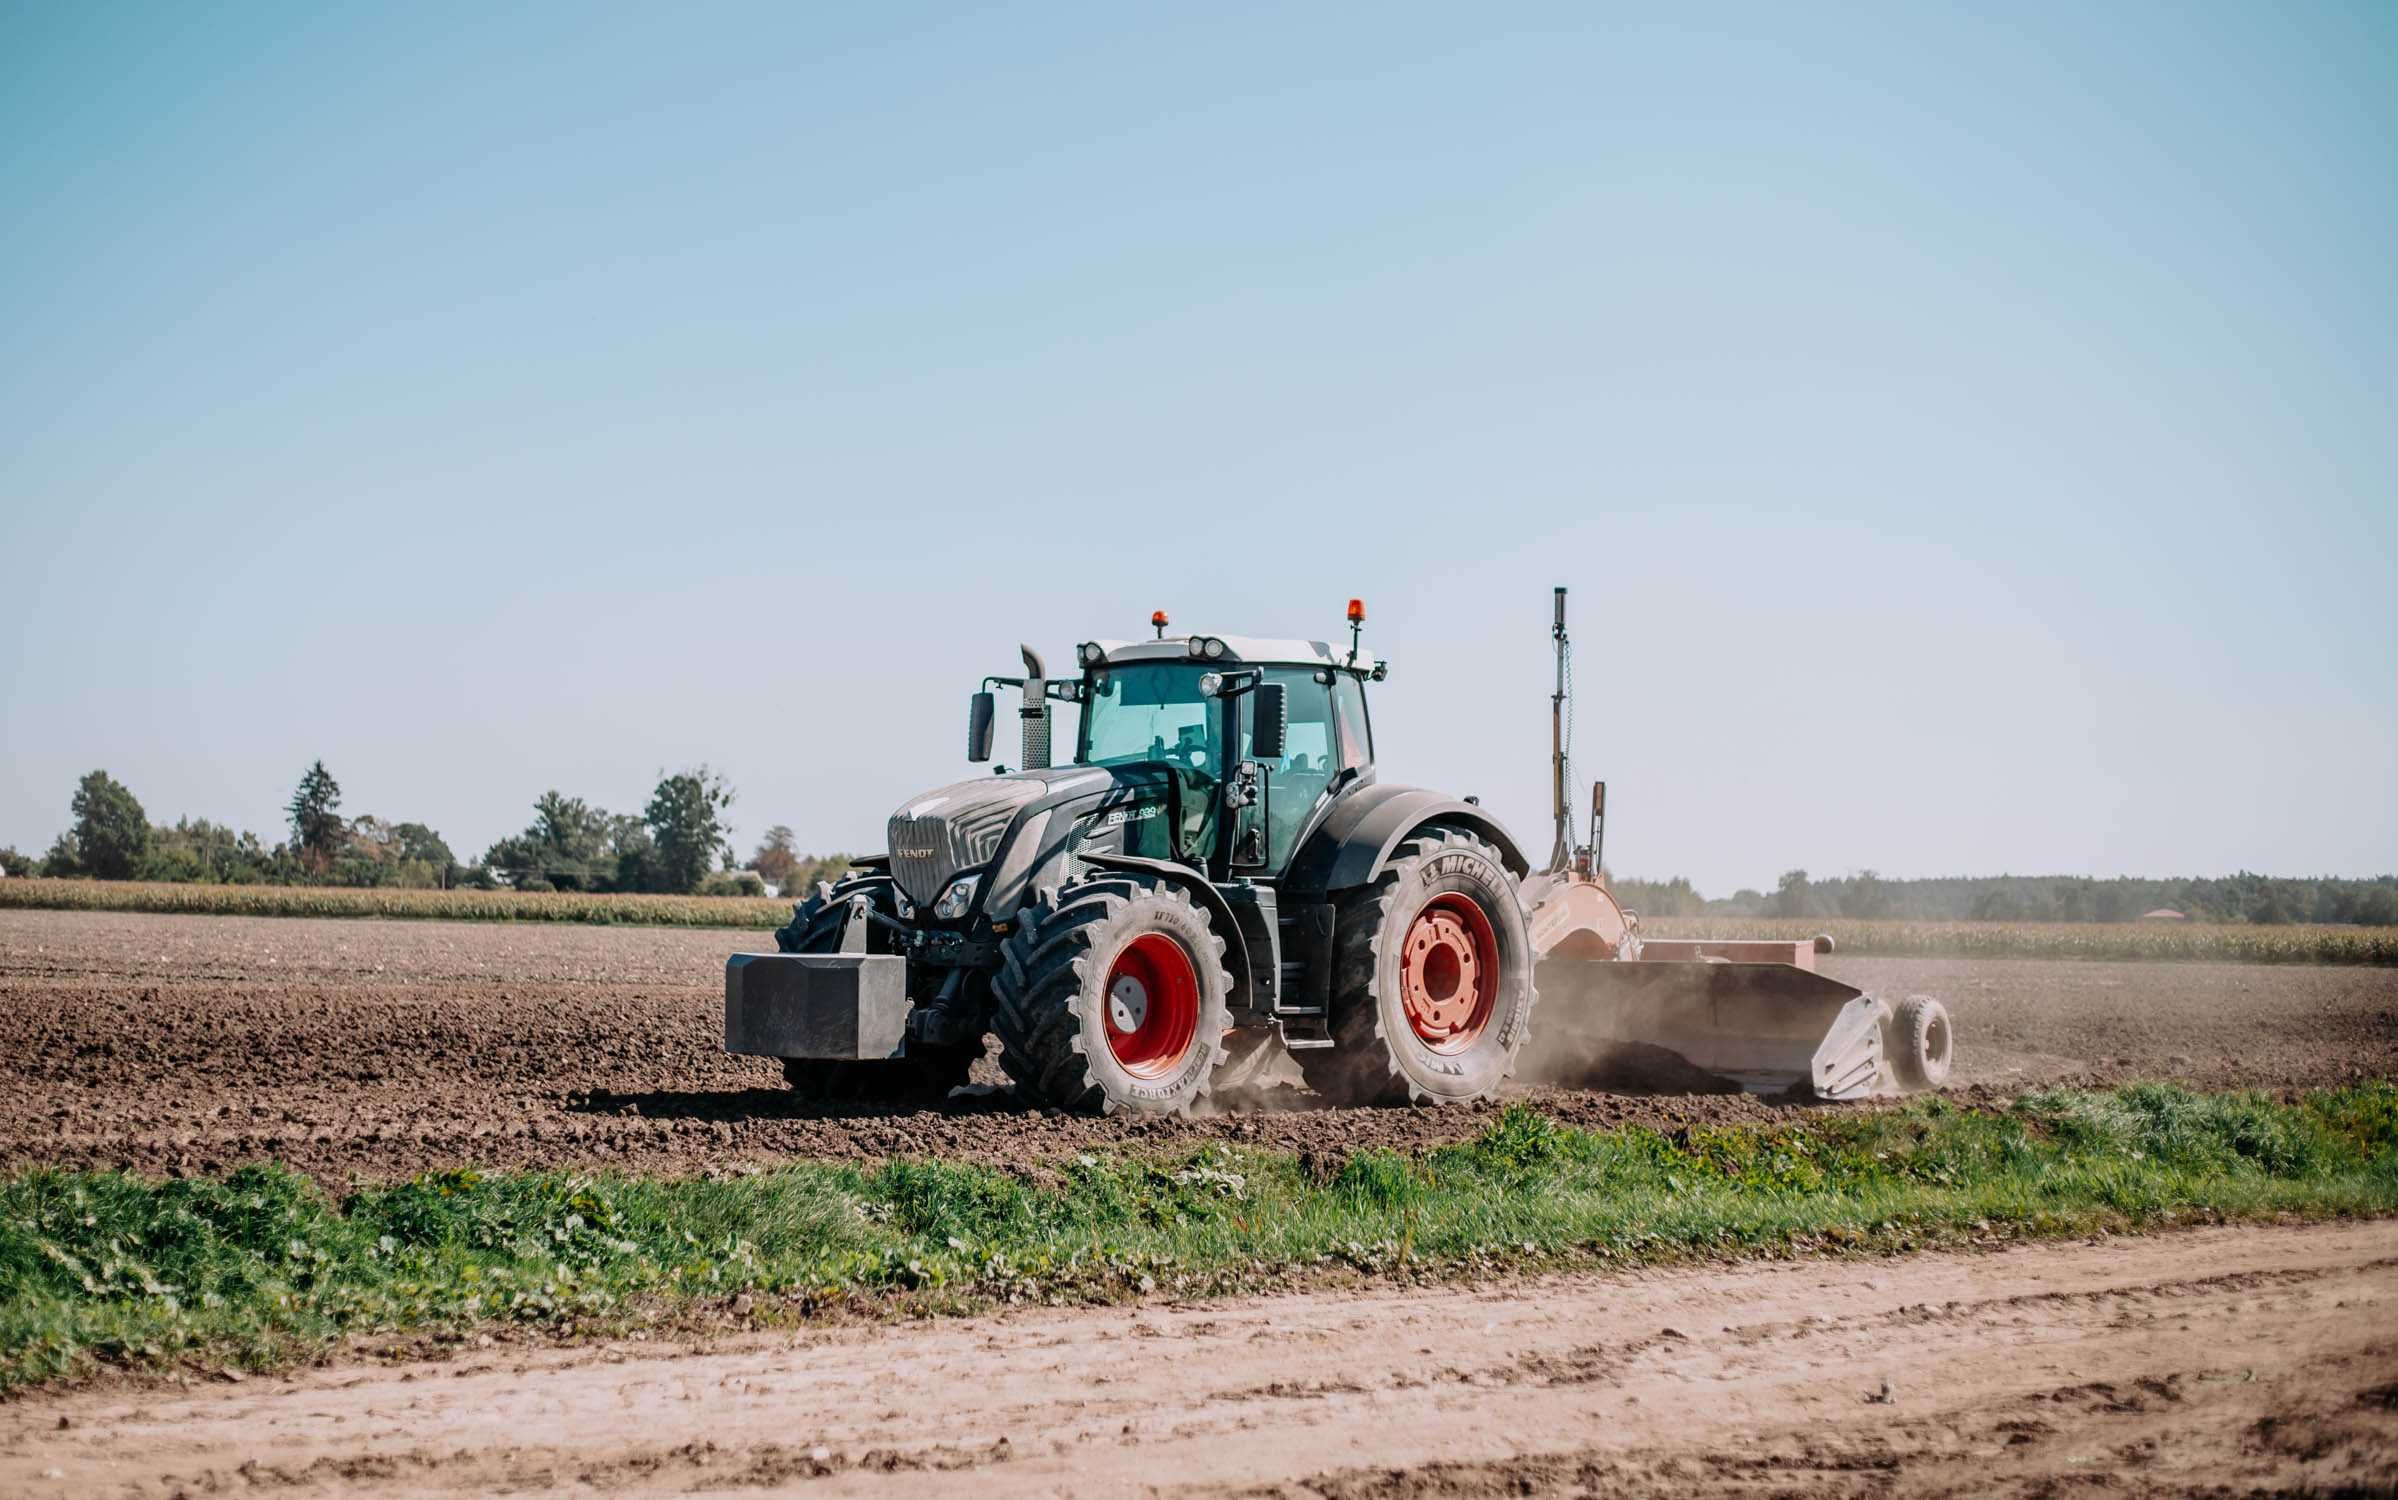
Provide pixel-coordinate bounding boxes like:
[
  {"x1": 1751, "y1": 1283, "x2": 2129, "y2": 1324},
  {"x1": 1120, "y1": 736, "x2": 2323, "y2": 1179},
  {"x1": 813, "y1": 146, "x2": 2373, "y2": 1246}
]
[{"x1": 287, "y1": 761, "x2": 345, "y2": 873}]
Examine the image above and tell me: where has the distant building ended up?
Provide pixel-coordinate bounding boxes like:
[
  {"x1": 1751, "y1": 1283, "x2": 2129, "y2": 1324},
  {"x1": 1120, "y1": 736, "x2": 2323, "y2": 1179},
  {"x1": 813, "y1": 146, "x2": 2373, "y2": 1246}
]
[{"x1": 2140, "y1": 908, "x2": 2187, "y2": 921}]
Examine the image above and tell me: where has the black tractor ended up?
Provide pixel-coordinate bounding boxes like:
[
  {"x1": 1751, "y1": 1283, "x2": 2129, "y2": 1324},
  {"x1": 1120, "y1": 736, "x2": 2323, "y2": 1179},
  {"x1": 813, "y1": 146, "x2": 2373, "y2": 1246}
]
[{"x1": 726, "y1": 602, "x2": 1539, "y2": 1114}]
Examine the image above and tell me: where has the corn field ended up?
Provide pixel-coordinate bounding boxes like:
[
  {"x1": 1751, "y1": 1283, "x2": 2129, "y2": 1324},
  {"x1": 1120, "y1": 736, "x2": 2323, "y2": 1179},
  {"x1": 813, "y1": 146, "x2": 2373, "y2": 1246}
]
[{"x1": 0, "y1": 877, "x2": 788, "y2": 929}]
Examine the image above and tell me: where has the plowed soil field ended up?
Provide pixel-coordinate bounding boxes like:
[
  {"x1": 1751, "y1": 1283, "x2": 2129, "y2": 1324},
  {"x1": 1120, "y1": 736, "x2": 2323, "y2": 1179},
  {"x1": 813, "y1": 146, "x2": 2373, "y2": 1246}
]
[{"x1": 5, "y1": 908, "x2": 2394, "y2": 1182}]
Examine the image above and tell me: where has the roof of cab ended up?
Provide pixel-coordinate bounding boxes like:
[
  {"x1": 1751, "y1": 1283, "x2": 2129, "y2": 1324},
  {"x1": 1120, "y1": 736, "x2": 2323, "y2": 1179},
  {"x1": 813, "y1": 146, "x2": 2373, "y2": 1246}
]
[{"x1": 1088, "y1": 635, "x2": 1382, "y2": 673}]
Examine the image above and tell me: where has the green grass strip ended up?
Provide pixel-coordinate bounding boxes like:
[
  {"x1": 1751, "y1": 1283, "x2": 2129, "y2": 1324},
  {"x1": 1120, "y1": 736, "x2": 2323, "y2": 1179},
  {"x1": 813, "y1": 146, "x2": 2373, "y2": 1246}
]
[{"x1": 4, "y1": 1082, "x2": 2395, "y2": 1390}]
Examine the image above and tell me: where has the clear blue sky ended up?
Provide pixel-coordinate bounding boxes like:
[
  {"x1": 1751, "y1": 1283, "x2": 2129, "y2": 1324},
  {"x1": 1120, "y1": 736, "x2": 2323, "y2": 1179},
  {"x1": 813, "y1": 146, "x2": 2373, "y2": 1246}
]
[{"x1": 3, "y1": 1, "x2": 2391, "y2": 895}]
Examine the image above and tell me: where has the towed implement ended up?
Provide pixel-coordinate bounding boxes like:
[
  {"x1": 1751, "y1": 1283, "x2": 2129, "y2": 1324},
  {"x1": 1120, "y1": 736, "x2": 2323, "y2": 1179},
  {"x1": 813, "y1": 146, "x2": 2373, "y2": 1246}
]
[
  {"x1": 1518, "y1": 587, "x2": 1953, "y2": 1100},
  {"x1": 727, "y1": 590, "x2": 1951, "y2": 1112}
]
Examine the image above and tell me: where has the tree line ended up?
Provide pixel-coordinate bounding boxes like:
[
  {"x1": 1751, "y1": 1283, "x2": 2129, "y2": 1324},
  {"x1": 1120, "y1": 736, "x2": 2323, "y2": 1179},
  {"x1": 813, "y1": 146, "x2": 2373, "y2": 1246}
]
[
  {"x1": 476, "y1": 784, "x2": 846, "y2": 897},
  {"x1": 10, "y1": 767, "x2": 2389, "y2": 922},
  {"x1": 0, "y1": 765, "x2": 853, "y2": 900},
  {"x1": 1610, "y1": 868, "x2": 2398, "y2": 926}
]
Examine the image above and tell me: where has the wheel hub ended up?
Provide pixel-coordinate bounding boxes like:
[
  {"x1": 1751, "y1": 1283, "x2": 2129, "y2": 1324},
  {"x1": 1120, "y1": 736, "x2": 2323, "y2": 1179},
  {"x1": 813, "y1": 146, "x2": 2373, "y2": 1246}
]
[
  {"x1": 1101, "y1": 932, "x2": 1201, "y2": 1079},
  {"x1": 1399, "y1": 895, "x2": 1499, "y2": 1051},
  {"x1": 1108, "y1": 974, "x2": 1150, "y2": 1033}
]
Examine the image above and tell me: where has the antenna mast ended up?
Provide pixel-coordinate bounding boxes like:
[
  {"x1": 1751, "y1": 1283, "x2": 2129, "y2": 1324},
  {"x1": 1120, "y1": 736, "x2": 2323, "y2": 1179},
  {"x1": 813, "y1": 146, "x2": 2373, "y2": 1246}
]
[{"x1": 1549, "y1": 585, "x2": 1570, "y2": 872}]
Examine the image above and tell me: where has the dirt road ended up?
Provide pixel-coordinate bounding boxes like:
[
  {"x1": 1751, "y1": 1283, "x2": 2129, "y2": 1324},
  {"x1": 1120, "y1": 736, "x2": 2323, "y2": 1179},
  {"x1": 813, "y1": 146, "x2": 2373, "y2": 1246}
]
[
  {"x1": 4, "y1": 1220, "x2": 2392, "y2": 1497},
  {"x1": 6, "y1": 908, "x2": 2396, "y2": 1181}
]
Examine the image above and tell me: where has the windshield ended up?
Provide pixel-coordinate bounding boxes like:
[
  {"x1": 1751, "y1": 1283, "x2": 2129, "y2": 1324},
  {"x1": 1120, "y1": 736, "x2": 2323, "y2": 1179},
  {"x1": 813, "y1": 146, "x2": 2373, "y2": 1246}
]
[{"x1": 1079, "y1": 663, "x2": 1222, "y2": 774}]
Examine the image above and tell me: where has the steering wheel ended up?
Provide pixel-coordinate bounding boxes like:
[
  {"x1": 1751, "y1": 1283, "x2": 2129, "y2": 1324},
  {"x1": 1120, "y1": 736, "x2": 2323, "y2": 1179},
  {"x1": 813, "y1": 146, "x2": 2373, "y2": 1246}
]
[{"x1": 1171, "y1": 722, "x2": 1213, "y2": 770}]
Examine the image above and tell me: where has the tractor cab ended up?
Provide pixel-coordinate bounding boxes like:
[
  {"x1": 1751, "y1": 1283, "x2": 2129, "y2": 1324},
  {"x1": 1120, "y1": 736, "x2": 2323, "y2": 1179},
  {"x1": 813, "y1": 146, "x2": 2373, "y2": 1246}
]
[
  {"x1": 969, "y1": 615, "x2": 1384, "y2": 885},
  {"x1": 1071, "y1": 644, "x2": 1375, "y2": 878}
]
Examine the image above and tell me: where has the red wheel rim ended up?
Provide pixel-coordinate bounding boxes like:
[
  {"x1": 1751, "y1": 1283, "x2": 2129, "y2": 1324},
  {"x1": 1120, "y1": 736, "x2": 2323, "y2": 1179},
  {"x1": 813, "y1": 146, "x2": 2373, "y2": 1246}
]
[
  {"x1": 1102, "y1": 932, "x2": 1201, "y2": 1079},
  {"x1": 1399, "y1": 894, "x2": 1499, "y2": 1053}
]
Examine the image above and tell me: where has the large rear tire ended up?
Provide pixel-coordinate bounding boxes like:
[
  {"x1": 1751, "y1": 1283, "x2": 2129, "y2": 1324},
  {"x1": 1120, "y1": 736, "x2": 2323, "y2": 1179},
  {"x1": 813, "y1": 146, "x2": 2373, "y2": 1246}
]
[
  {"x1": 1296, "y1": 829, "x2": 1536, "y2": 1106},
  {"x1": 992, "y1": 873, "x2": 1231, "y2": 1114},
  {"x1": 771, "y1": 875, "x2": 976, "y2": 1105}
]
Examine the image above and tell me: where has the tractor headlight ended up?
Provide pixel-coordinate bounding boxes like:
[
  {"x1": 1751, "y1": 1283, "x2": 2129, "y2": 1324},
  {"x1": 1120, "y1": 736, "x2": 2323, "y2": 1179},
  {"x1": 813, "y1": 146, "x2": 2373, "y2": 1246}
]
[
  {"x1": 1077, "y1": 641, "x2": 1106, "y2": 667},
  {"x1": 1203, "y1": 636, "x2": 1226, "y2": 659},
  {"x1": 932, "y1": 873, "x2": 982, "y2": 920},
  {"x1": 1197, "y1": 671, "x2": 1224, "y2": 698}
]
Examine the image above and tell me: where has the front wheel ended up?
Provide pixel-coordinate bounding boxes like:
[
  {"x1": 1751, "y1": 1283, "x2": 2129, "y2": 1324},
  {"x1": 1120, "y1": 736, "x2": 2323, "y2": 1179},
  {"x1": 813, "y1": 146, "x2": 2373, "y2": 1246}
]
[
  {"x1": 772, "y1": 874, "x2": 973, "y2": 1106},
  {"x1": 991, "y1": 873, "x2": 1231, "y2": 1114},
  {"x1": 1297, "y1": 829, "x2": 1536, "y2": 1106}
]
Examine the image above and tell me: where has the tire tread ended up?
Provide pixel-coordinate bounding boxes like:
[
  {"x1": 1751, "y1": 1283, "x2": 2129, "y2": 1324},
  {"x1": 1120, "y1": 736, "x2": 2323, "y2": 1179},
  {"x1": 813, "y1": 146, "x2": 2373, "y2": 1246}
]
[{"x1": 1294, "y1": 829, "x2": 1536, "y2": 1107}]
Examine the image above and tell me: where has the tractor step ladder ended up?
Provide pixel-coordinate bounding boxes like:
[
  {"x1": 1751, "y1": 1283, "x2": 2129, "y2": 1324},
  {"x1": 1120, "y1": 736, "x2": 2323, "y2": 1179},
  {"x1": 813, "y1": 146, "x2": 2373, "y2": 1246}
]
[{"x1": 1273, "y1": 959, "x2": 1333, "y2": 1046}]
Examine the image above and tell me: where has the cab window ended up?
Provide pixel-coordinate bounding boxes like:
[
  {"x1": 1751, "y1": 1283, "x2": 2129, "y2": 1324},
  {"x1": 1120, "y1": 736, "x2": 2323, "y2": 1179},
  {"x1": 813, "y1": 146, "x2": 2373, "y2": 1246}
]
[
  {"x1": 1252, "y1": 667, "x2": 1340, "y2": 869},
  {"x1": 1081, "y1": 663, "x2": 1222, "y2": 775},
  {"x1": 1331, "y1": 672, "x2": 1373, "y2": 770}
]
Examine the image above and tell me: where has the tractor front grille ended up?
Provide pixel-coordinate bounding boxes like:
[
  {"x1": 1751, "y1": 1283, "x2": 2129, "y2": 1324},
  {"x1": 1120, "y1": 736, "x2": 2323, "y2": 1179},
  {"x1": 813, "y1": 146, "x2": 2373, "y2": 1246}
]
[{"x1": 886, "y1": 778, "x2": 1042, "y2": 908}]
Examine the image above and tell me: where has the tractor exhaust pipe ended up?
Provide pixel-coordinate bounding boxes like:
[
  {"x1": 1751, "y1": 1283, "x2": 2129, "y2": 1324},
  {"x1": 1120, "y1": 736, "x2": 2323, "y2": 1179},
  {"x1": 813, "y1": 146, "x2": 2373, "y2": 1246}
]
[{"x1": 1018, "y1": 644, "x2": 1051, "y2": 769}]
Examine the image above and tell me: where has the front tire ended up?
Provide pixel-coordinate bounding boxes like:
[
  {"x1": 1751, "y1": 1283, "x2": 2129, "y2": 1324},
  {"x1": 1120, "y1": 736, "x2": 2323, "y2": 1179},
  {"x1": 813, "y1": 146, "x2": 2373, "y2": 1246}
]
[
  {"x1": 1297, "y1": 829, "x2": 1536, "y2": 1106},
  {"x1": 771, "y1": 875, "x2": 975, "y2": 1106},
  {"x1": 992, "y1": 874, "x2": 1231, "y2": 1114}
]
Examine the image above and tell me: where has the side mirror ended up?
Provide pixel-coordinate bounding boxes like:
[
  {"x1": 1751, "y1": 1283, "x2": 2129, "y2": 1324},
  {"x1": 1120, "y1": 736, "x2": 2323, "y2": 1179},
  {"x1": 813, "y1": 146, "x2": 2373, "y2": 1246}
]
[
  {"x1": 967, "y1": 691, "x2": 996, "y2": 762},
  {"x1": 1252, "y1": 682, "x2": 1287, "y2": 760}
]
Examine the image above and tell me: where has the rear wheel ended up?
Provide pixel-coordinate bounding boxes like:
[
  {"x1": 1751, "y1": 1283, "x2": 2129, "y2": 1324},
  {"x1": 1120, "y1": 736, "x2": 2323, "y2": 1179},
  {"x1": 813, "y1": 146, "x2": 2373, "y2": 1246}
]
[
  {"x1": 992, "y1": 873, "x2": 1231, "y2": 1114},
  {"x1": 1297, "y1": 829, "x2": 1536, "y2": 1106},
  {"x1": 771, "y1": 875, "x2": 976, "y2": 1105}
]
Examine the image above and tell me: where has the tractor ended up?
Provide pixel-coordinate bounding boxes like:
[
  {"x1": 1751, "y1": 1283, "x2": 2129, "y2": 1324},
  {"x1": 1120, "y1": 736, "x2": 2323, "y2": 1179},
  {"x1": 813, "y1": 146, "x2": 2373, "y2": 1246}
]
[{"x1": 726, "y1": 591, "x2": 1953, "y2": 1113}]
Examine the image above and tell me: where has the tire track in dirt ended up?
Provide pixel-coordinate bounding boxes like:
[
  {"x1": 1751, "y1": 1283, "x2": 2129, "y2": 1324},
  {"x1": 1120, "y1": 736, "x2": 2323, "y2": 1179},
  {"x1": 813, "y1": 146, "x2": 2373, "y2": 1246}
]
[{"x1": 3, "y1": 1221, "x2": 2391, "y2": 1497}]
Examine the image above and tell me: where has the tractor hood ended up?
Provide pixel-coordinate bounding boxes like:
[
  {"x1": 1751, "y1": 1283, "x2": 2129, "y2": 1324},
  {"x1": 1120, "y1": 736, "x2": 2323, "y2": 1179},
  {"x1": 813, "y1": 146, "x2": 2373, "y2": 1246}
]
[{"x1": 885, "y1": 768, "x2": 1120, "y2": 909}]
